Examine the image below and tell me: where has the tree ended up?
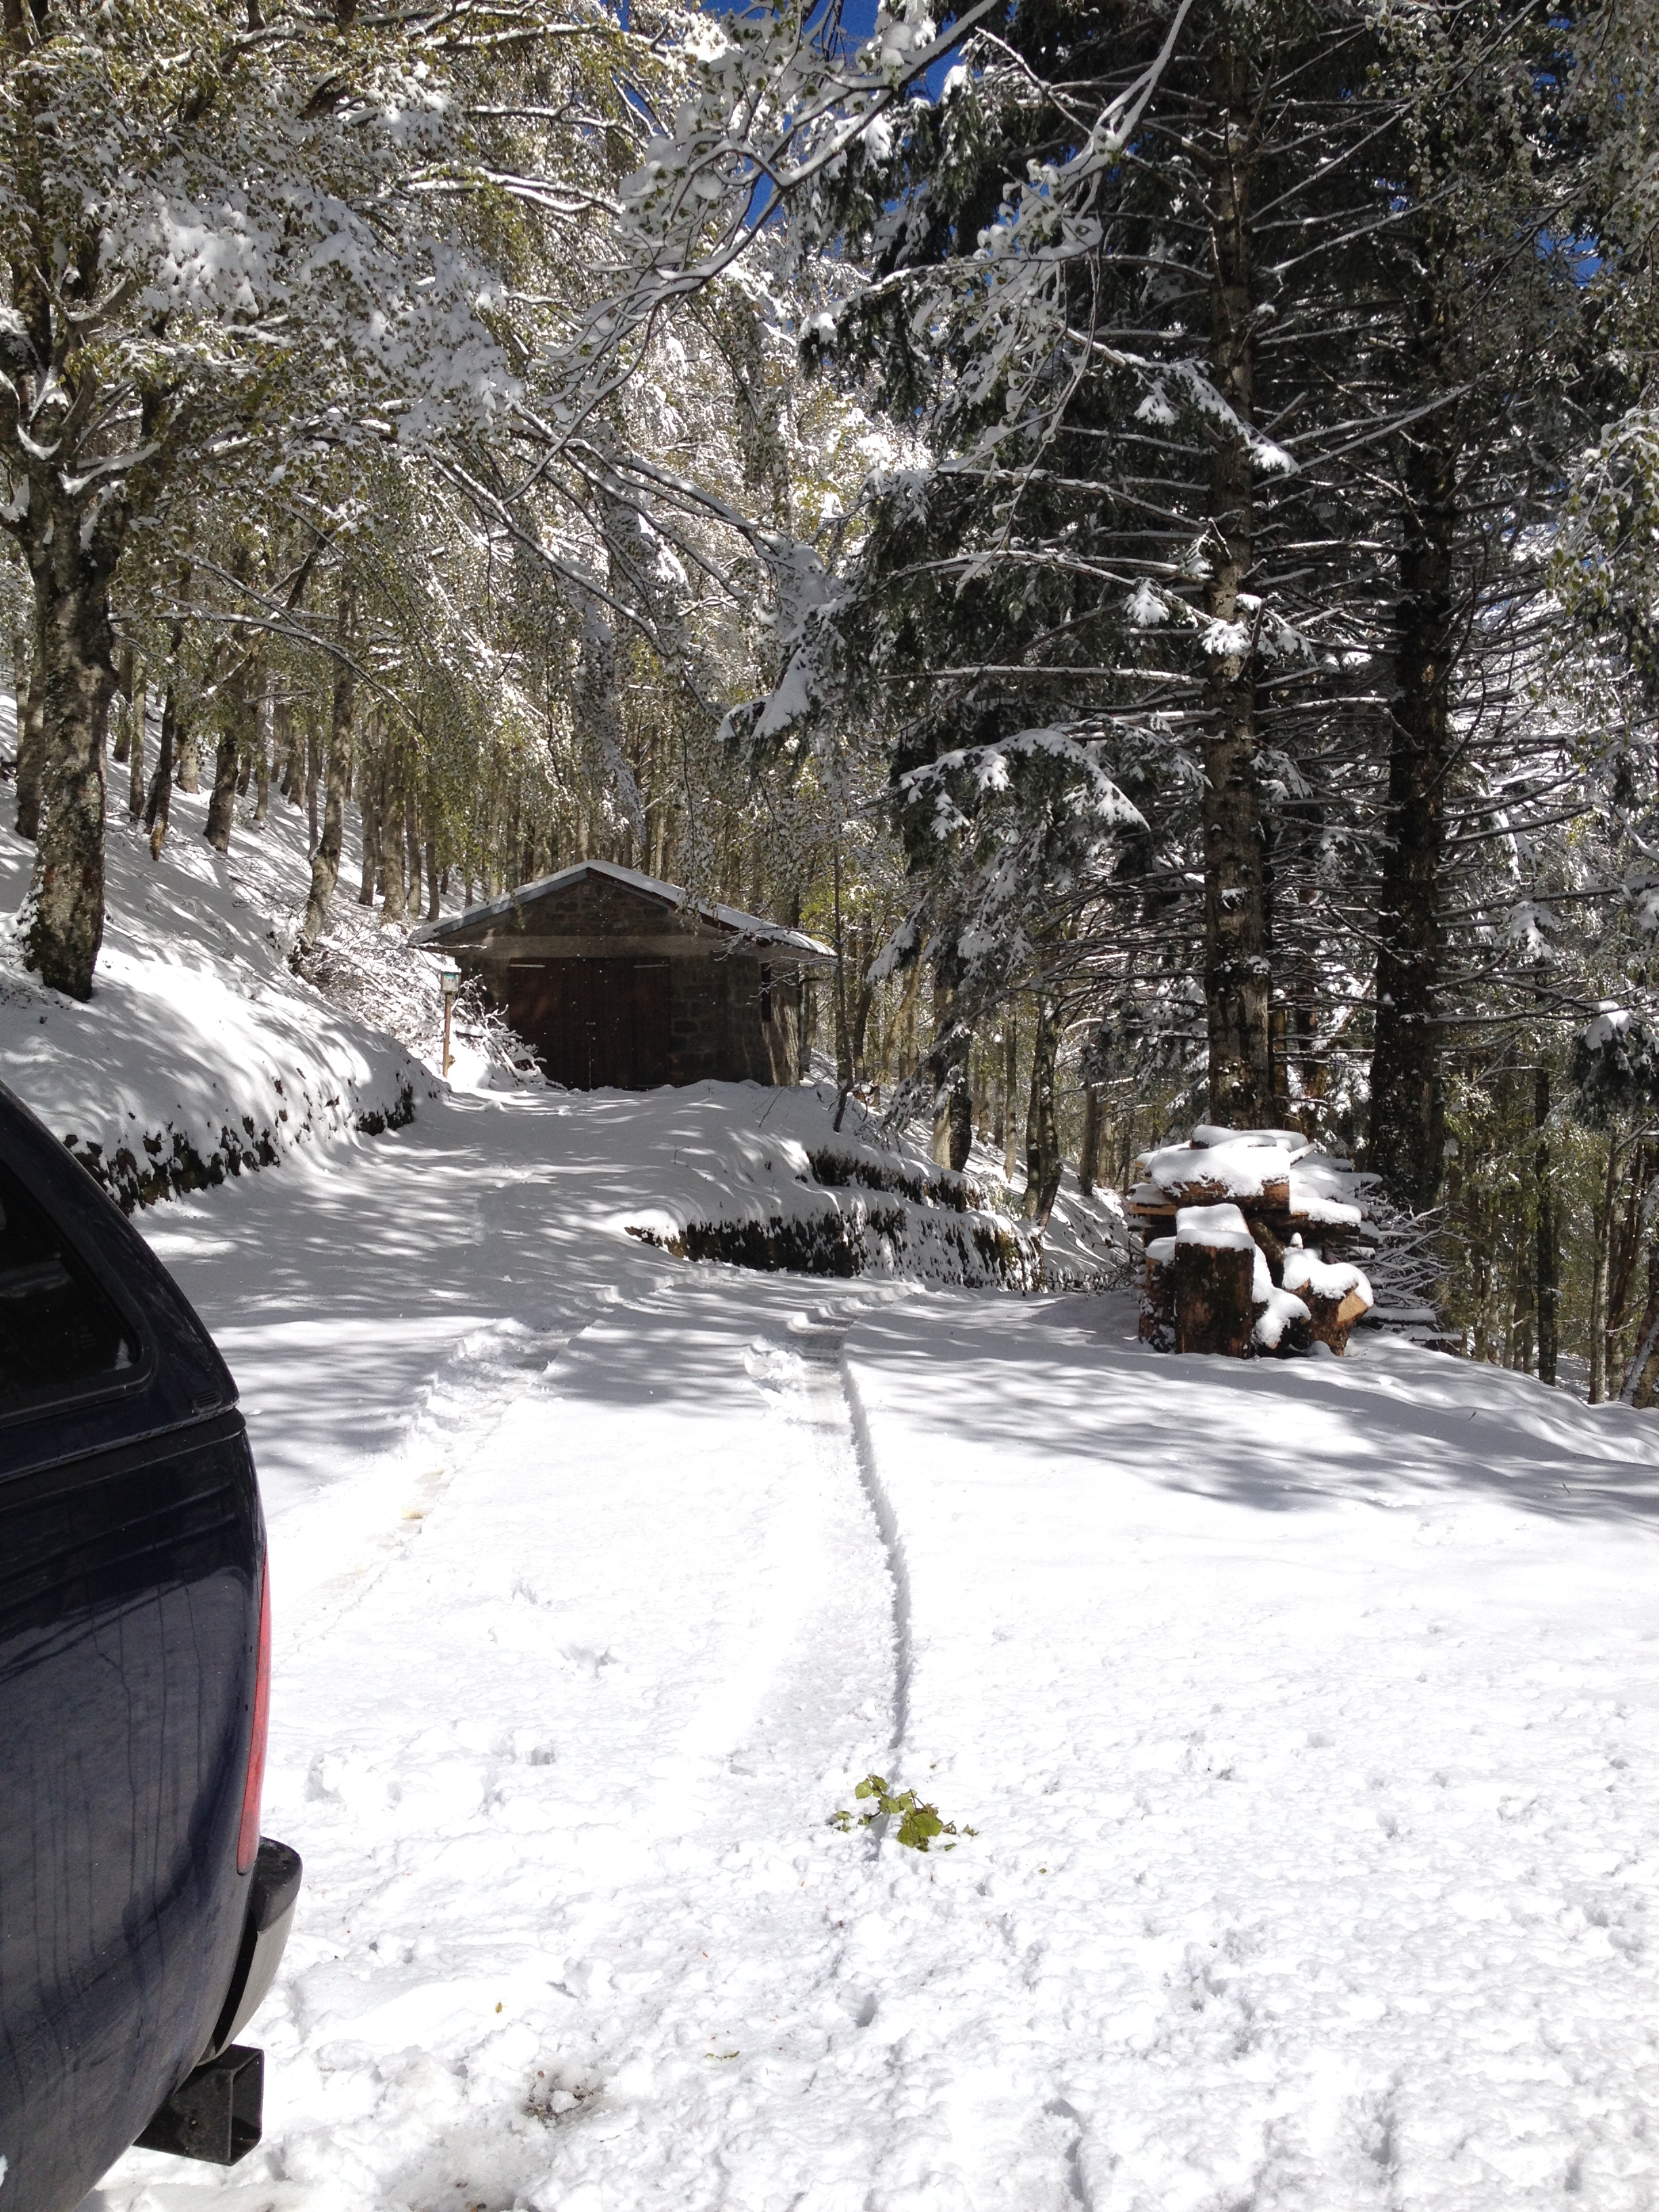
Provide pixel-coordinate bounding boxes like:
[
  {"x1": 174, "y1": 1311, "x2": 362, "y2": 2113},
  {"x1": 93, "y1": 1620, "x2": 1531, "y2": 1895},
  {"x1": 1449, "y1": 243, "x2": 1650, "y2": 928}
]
[
  {"x1": 758, "y1": 0, "x2": 1420, "y2": 1134},
  {"x1": 0, "y1": 0, "x2": 542, "y2": 996},
  {"x1": 1364, "y1": 0, "x2": 1586, "y2": 1212}
]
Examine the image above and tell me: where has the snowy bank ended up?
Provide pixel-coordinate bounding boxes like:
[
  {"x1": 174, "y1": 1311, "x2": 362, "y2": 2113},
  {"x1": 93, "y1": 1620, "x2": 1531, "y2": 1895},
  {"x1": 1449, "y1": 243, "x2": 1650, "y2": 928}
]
[
  {"x1": 617, "y1": 1081, "x2": 1128, "y2": 1290},
  {"x1": 0, "y1": 790, "x2": 425, "y2": 1206}
]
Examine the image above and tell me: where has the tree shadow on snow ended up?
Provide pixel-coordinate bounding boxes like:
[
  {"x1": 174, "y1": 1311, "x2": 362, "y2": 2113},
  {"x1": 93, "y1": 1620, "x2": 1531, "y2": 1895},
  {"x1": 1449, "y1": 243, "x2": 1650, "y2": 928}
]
[{"x1": 845, "y1": 1296, "x2": 1659, "y2": 1532}]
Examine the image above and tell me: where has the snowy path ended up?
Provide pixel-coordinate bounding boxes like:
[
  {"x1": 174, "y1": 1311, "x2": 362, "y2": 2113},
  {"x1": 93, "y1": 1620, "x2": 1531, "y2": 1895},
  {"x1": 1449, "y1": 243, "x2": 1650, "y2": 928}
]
[
  {"x1": 234, "y1": 1279, "x2": 913, "y2": 2212},
  {"x1": 86, "y1": 1094, "x2": 1659, "y2": 2212}
]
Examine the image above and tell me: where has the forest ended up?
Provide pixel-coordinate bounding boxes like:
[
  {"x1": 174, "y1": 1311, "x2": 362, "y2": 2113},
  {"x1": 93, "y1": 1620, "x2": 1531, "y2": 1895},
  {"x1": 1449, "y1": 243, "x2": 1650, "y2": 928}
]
[{"x1": 6, "y1": 0, "x2": 1659, "y2": 1396}]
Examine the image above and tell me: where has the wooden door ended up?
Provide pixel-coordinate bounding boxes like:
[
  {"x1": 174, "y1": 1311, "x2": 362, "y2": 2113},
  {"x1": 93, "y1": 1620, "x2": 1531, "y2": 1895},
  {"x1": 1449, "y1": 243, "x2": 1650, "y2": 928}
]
[
  {"x1": 507, "y1": 959, "x2": 670, "y2": 1089},
  {"x1": 599, "y1": 958, "x2": 670, "y2": 1088}
]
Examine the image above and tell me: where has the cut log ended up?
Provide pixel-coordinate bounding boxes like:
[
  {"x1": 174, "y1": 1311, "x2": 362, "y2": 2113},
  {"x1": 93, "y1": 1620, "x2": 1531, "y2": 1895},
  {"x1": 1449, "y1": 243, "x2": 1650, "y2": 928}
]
[
  {"x1": 1248, "y1": 1215, "x2": 1286, "y2": 1283},
  {"x1": 1281, "y1": 1244, "x2": 1374, "y2": 1355},
  {"x1": 1171, "y1": 1239, "x2": 1257, "y2": 1357},
  {"x1": 1140, "y1": 1240, "x2": 1176, "y2": 1349},
  {"x1": 1128, "y1": 1124, "x2": 1374, "y2": 1361},
  {"x1": 1302, "y1": 1285, "x2": 1370, "y2": 1355},
  {"x1": 1141, "y1": 1170, "x2": 1291, "y2": 1213}
]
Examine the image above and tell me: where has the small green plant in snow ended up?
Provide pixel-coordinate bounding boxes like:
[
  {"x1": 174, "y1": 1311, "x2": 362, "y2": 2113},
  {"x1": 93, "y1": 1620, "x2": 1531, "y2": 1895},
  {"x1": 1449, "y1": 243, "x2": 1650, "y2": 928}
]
[{"x1": 829, "y1": 1774, "x2": 977, "y2": 1852}]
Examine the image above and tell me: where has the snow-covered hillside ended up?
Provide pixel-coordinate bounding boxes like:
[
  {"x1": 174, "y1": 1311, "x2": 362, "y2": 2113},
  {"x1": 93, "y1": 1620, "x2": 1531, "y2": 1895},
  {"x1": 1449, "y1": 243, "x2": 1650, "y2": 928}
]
[{"x1": 0, "y1": 782, "x2": 430, "y2": 1205}]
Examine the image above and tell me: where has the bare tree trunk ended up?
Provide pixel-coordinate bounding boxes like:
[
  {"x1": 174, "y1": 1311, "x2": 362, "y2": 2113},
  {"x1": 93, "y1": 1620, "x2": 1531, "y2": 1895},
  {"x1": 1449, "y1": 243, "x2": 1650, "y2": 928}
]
[
  {"x1": 301, "y1": 588, "x2": 355, "y2": 948},
  {"x1": 424, "y1": 833, "x2": 440, "y2": 922},
  {"x1": 1370, "y1": 419, "x2": 1455, "y2": 1210},
  {"x1": 831, "y1": 846, "x2": 853, "y2": 1094},
  {"x1": 924, "y1": 950, "x2": 974, "y2": 1171},
  {"x1": 1535, "y1": 1061, "x2": 1558, "y2": 1385},
  {"x1": 1002, "y1": 1012, "x2": 1021, "y2": 1183},
  {"x1": 380, "y1": 747, "x2": 407, "y2": 923},
  {"x1": 176, "y1": 713, "x2": 200, "y2": 794},
  {"x1": 144, "y1": 687, "x2": 177, "y2": 855},
  {"x1": 14, "y1": 632, "x2": 43, "y2": 840},
  {"x1": 1589, "y1": 1138, "x2": 1617, "y2": 1404},
  {"x1": 5, "y1": 621, "x2": 24, "y2": 785},
  {"x1": 948, "y1": 1066, "x2": 972, "y2": 1171},
  {"x1": 1201, "y1": 37, "x2": 1271, "y2": 1126},
  {"x1": 204, "y1": 687, "x2": 243, "y2": 855},
  {"x1": 144, "y1": 585, "x2": 189, "y2": 859},
  {"x1": 127, "y1": 677, "x2": 146, "y2": 821},
  {"x1": 504, "y1": 779, "x2": 522, "y2": 890},
  {"x1": 1078, "y1": 1084, "x2": 1102, "y2": 1197},
  {"x1": 406, "y1": 785, "x2": 423, "y2": 921},
  {"x1": 253, "y1": 676, "x2": 271, "y2": 829},
  {"x1": 24, "y1": 565, "x2": 116, "y2": 996},
  {"x1": 358, "y1": 751, "x2": 380, "y2": 905},
  {"x1": 306, "y1": 714, "x2": 319, "y2": 854},
  {"x1": 849, "y1": 924, "x2": 876, "y2": 1080},
  {"x1": 1022, "y1": 995, "x2": 1061, "y2": 1227},
  {"x1": 111, "y1": 645, "x2": 134, "y2": 764},
  {"x1": 1620, "y1": 1241, "x2": 1659, "y2": 1407},
  {"x1": 277, "y1": 699, "x2": 301, "y2": 803},
  {"x1": 572, "y1": 591, "x2": 643, "y2": 854}
]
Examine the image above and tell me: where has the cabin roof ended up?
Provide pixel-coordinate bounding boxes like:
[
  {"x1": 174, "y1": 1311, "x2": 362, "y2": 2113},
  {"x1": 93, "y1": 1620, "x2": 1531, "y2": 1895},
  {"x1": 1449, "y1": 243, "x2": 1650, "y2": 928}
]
[{"x1": 411, "y1": 858, "x2": 835, "y2": 964}]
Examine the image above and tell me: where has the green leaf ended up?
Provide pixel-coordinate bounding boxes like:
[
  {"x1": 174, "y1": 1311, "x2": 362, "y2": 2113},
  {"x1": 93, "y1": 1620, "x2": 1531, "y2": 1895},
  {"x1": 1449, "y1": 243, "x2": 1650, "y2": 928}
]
[
  {"x1": 897, "y1": 1801, "x2": 949, "y2": 1849},
  {"x1": 833, "y1": 1774, "x2": 977, "y2": 1853}
]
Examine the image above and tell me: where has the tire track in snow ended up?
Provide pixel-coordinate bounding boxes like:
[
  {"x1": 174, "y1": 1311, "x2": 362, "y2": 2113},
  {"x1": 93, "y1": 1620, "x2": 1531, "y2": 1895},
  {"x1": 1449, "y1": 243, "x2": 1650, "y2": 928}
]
[
  {"x1": 274, "y1": 1306, "x2": 603, "y2": 1649},
  {"x1": 785, "y1": 1309, "x2": 912, "y2": 1755}
]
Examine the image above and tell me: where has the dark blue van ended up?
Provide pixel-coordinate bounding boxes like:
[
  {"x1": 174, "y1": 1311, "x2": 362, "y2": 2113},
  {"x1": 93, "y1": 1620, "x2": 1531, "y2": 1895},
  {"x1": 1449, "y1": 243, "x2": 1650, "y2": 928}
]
[{"x1": 0, "y1": 1079, "x2": 300, "y2": 2212}]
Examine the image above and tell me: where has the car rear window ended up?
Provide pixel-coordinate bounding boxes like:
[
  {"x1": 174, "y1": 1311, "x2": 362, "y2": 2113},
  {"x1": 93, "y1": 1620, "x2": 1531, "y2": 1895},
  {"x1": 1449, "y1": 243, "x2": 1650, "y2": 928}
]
[{"x1": 0, "y1": 1155, "x2": 138, "y2": 1411}]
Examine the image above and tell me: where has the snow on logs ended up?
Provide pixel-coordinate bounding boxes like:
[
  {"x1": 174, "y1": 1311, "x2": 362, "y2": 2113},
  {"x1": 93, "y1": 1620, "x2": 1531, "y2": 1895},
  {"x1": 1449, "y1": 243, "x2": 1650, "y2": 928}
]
[{"x1": 1132, "y1": 1128, "x2": 1373, "y2": 1357}]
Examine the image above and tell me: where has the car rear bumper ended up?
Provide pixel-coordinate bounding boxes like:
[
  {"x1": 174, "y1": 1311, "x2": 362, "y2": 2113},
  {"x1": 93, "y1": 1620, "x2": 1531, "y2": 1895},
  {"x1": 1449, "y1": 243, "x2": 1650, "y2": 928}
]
[
  {"x1": 203, "y1": 1836, "x2": 303, "y2": 2066},
  {"x1": 135, "y1": 1837, "x2": 302, "y2": 2168}
]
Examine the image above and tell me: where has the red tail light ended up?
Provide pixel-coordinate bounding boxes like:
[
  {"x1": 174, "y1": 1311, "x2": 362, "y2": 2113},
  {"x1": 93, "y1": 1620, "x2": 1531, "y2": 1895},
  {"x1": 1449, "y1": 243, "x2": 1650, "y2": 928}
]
[{"x1": 237, "y1": 1561, "x2": 271, "y2": 1875}]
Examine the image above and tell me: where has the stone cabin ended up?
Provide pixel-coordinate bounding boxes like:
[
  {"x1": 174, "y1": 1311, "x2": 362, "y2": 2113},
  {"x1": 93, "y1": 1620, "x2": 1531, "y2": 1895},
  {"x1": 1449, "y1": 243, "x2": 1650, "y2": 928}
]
[{"x1": 412, "y1": 860, "x2": 835, "y2": 1090}]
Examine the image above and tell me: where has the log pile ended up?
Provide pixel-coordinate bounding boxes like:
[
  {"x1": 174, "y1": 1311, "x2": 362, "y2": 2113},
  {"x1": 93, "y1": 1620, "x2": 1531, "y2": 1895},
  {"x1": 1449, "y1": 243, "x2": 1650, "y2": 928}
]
[{"x1": 1129, "y1": 1127, "x2": 1374, "y2": 1357}]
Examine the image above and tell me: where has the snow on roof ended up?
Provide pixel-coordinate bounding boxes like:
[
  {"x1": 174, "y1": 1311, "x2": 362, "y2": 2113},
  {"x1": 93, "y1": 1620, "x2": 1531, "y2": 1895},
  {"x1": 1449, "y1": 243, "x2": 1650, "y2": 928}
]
[{"x1": 411, "y1": 859, "x2": 835, "y2": 963}]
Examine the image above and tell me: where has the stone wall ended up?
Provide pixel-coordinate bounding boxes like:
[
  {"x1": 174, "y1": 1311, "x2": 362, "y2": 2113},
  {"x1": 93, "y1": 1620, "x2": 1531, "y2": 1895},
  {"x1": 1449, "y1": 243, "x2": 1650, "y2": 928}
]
[{"x1": 670, "y1": 956, "x2": 802, "y2": 1086}]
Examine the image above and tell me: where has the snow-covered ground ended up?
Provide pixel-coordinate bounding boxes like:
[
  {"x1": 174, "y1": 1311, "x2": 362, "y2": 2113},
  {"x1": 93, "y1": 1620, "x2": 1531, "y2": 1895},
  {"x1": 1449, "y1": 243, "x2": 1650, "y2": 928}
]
[
  {"x1": 6, "y1": 785, "x2": 1659, "y2": 2208},
  {"x1": 53, "y1": 1088, "x2": 1659, "y2": 2212}
]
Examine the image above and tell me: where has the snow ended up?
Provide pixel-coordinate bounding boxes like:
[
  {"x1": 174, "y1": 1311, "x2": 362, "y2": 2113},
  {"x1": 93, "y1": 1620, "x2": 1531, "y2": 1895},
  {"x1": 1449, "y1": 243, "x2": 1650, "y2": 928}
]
[
  {"x1": 9, "y1": 787, "x2": 1659, "y2": 2209},
  {"x1": 1134, "y1": 1129, "x2": 1368, "y2": 1237},
  {"x1": 1253, "y1": 1282, "x2": 1311, "y2": 1350},
  {"x1": 1584, "y1": 1003, "x2": 1637, "y2": 1051},
  {"x1": 1282, "y1": 1242, "x2": 1374, "y2": 1309},
  {"x1": 72, "y1": 1142, "x2": 1659, "y2": 2212},
  {"x1": 0, "y1": 790, "x2": 424, "y2": 1200},
  {"x1": 1174, "y1": 1199, "x2": 1255, "y2": 1252},
  {"x1": 1141, "y1": 1134, "x2": 1295, "y2": 1202},
  {"x1": 1286, "y1": 1162, "x2": 1365, "y2": 1230},
  {"x1": 1189, "y1": 1124, "x2": 1307, "y2": 1152}
]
